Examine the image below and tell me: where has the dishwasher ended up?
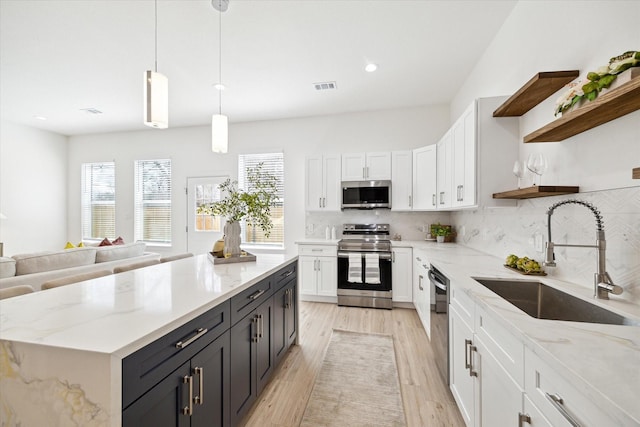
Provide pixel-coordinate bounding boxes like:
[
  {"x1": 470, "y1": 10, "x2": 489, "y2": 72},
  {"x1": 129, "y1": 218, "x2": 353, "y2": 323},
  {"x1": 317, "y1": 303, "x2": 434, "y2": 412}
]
[{"x1": 428, "y1": 264, "x2": 449, "y2": 385}]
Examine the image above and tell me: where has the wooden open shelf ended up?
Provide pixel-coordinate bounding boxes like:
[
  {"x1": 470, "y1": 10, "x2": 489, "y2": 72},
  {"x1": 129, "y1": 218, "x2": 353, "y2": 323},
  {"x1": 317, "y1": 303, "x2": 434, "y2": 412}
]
[
  {"x1": 524, "y1": 73, "x2": 640, "y2": 142},
  {"x1": 493, "y1": 186, "x2": 579, "y2": 199},
  {"x1": 493, "y1": 71, "x2": 579, "y2": 117},
  {"x1": 633, "y1": 167, "x2": 640, "y2": 179}
]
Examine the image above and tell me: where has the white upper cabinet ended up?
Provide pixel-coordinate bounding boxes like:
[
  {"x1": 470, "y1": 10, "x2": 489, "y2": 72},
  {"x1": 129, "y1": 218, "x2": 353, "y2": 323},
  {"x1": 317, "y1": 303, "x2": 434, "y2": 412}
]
[
  {"x1": 438, "y1": 97, "x2": 518, "y2": 210},
  {"x1": 342, "y1": 152, "x2": 391, "y2": 181},
  {"x1": 305, "y1": 155, "x2": 341, "y2": 211},
  {"x1": 391, "y1": 151, "x2": 413, "y2": 211},
  {"x1": 452, "y1": 103, "x2": 476, "y2": 208},
  {"x1": 412, "y1": 145, "x2": 437, "y2": 211},
  {"x1": 436, "y1": 130, "x2": 453, "y2": 210}
]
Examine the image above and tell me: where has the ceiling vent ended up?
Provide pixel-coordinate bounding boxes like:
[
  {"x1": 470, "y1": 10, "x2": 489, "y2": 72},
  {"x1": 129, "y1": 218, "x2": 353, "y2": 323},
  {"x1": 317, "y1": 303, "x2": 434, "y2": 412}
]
[
  {"x1": 314, "y1": 81, "x2": 337, "y2": 91},
  {"x1": 80, "y1": 108, "x2": 103, "y2": 115}
]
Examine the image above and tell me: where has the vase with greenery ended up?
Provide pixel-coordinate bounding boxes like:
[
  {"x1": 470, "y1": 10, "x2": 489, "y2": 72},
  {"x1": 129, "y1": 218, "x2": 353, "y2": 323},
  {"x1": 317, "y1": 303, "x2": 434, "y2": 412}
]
[
  {"x1": 197, "y1": 163, "x2": 279, "y2": 257},
  {"x1": 431, "y1": 223, "x2": 453, "y2": 243}
]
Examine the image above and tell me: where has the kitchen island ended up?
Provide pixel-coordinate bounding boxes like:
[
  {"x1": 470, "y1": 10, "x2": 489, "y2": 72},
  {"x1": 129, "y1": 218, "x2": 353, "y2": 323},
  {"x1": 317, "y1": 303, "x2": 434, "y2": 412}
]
[{"x1": 0, "y1": 253, "x2": 298, "y2": 427}]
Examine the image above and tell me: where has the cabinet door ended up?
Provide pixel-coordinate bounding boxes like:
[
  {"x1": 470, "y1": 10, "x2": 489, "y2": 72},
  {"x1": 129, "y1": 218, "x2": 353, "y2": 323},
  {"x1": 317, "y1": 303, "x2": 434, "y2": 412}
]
[
  {"x1": 272, "y1": 285, "x2": 288, "y2": 366},
  {"x1": 229, "y1": 313, "x2": 258, "y2": 426},
  {"x1": 452, "y1": 103, "x2": 476, "y2": 208},
  {"x1": 449, "y1": 305, "x2": 475, "y2": 427},
  {"x1": 122, "y1": 361, "x2": 192, "y2": 427},
  {"x1": 391, "y1": 151, "x2": 413, "y2": 211},
  {"x1": 323, "y1": 155, "x2": 341, "y2": 211},
  {"x1": 317, "y1": 257, "x2": 337, "y2": 296},
  {"x1": 298, "y1": 257, "x2": 318, "y2": 296},
  {"x1": 476, "y1": 335, "x2": 523, "y2": 427},
  {"x1": 437, "y1": 131, "x2": 453, "y2": 210},
  {"x1": 391, "y1": 247, "x2": 412, "y2": 302},
  {"x1": 305, "y1": 155, "x2": 324, "y2": 211},
  {"x1": 285, "y1": 281, "x2": 297, "y2": 347},
  {"x1": 412, "y1": 145, "x2": 437, "y2": 210},
  {"x1": 342, "y1": 153, "x2": 366, "y2": 180},
  {"x1": 255, "y1": 299, "x2": 274, "y2": 396},
  {"x1": 366, "y1": 152, "x2": 391, "y2": 180},
  {"x1": 191, "y1": 331, "x2": 230, "y2": 427}
]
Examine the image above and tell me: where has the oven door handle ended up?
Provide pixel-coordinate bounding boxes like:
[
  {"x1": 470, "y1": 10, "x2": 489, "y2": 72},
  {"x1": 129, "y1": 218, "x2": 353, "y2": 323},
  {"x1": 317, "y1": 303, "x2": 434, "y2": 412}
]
[
  {"x1": 337, "y1": 251, "x2": 392, "y2": 260},
  {"x1": 428, "y1": 270, "x2": 447, "y2": 291}
]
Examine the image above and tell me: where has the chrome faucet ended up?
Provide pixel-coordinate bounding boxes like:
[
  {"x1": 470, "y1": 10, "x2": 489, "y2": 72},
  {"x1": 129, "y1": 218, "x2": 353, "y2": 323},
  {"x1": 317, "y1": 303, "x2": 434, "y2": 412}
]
[{"x1": 543, "y1": 200, "x2": 623, "y2": 299}]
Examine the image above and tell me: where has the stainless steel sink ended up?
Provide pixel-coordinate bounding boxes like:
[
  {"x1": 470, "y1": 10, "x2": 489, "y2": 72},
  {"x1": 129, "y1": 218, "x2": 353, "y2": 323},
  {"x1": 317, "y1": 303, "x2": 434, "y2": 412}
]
[{"x1": 473, "y1": 278, "x2": 639, "y2": 326}]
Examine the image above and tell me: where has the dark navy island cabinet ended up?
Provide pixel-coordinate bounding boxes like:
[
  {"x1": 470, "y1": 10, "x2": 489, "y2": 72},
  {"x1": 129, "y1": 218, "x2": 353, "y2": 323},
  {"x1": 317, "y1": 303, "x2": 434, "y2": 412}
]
[{"x1": 121, "y1": 259, "x2": 298, "y2": 427}]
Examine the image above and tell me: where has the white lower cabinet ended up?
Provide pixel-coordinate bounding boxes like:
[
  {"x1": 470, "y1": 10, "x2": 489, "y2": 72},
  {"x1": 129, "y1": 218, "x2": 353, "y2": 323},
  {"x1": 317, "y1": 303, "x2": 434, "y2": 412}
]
[
  {"x1": 391, "y1": 247, "x2": 412, "y2": 303},
  {"x1": 298, "y1": 244, "x2": 337, "y2": 299},
  {"x1": 449, "y1": 284, "x2": 525, "y2": 427},
  {"x1": 524, "y1": 347, "x2": 615, "y2": 427},
  {"x1": 449, "y1": 282, "x2": 618, "y2": 427},
  {"x1": 412, "y1": 252, "x2": 430, "y2": 338}
]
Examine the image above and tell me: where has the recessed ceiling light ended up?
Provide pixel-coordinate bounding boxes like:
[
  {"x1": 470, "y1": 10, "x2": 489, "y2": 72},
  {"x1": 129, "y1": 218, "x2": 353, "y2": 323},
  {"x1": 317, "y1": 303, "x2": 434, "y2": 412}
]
[
  {"x1": 33, "y1": 115, "x2": 47, "y2": 121},
  {"x1": 365, "y1": 63, "x2": 378, "y2": 73},
  {"x1": 214, "y1": 83, "x2": 226, "y2": 91}
]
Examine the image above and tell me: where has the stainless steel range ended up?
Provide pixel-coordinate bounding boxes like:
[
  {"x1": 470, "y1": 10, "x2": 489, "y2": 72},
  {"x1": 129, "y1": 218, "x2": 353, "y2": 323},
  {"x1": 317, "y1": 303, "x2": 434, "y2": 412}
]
[{"x1": 337, "y1": 224, "x2": 392, "y2": 309}]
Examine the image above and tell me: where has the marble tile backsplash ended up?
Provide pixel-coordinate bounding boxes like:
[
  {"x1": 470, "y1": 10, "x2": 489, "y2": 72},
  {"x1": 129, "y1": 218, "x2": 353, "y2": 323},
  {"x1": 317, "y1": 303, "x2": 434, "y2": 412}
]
[
  {"x1": 305, "y1": 210, "x2": 452, "y2": 242},
  {"x1": 451, "y1": 186, "x2": 640, "y2": 305}
]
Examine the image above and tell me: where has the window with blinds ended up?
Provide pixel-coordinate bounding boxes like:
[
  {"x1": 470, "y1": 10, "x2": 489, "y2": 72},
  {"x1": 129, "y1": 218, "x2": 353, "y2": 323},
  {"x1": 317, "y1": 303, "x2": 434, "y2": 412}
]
[
  {"x1": 134, "y1": 159, "x2": 172, "y2": 244},
  {"x1": 238, "y1": 152, "x2": 284, "y2": 246},
  {"x1": 81, "y1": 162, "x2": 116, "y2": 240}
]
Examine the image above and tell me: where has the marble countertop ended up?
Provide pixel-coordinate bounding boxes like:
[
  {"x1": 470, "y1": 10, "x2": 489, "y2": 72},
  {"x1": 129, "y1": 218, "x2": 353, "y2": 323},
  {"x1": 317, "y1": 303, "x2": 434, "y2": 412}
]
[
  {"x1": 0, "y1": 253, "x2": 297, "y2": 358},
  {"x1": 400, "y1": 240, "x2": 640, "y2": 425}
]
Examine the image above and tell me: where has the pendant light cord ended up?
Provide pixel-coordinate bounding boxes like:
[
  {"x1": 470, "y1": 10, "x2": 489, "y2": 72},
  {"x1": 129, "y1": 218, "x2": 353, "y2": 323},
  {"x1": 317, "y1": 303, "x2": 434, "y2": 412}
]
[
  {"x1": 154, "y1": 0, "x2": 158, "y2": 73},
  {"x1": 218, "y1": 5, "x2": 222, "y2": 115}
]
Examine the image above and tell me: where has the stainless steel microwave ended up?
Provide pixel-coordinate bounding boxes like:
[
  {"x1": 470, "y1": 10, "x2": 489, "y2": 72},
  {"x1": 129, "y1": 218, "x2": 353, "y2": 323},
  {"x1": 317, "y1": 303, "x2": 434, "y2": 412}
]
[{"x1": 341, "y1": 180, "x2": 391, "y2": 209}]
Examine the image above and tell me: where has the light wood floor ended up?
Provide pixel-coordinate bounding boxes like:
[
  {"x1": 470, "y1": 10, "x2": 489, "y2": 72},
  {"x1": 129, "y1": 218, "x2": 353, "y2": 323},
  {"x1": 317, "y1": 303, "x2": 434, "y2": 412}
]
[{"x1": 242, "y1": 302, "x2": 465, "y2": 427}]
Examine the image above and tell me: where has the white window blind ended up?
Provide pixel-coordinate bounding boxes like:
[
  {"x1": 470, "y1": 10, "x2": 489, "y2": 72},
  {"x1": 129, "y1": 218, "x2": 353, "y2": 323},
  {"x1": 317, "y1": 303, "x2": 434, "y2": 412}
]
[
  {"x1": 134, "y1": 159, "x2": 172, "y2": 244},
  {"x1": 81, "y1": 162, "x2": 115, "y2": 240},
  {"x1": 238, "y1": 152, "x2": 284, "y2": 246}
]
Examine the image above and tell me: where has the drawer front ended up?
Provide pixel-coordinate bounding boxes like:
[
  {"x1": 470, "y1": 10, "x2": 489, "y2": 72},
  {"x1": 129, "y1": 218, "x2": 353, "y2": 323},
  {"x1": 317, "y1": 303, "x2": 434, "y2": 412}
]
[
  {"x1": 525, "y1": 347, "x2": 615, "y2": 427},
  {"x1": 273, "y1": 260, "x2": 297, "y2": 291},
  {"x1": 230, "y1": 276, "x2": 273, "y2": 325},
  {"x1": 475, "y1": 305, "x2": 524, "y2": 387},
  {"x1": 298, "y1": 245, "x2": 336, "y2": 257},
  {"x1": 122, "y1": 300, "x2": 230, "y2": 409},
  {"x1": 450, "y1": 285, "x2": 474, "y2": 329}
]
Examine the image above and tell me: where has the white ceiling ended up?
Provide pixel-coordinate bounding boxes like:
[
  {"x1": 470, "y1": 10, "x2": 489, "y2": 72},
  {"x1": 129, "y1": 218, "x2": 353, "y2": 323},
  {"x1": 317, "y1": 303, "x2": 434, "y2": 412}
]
[{"x1": 0, "y1": 0, "x2": 517, "y2": 136}]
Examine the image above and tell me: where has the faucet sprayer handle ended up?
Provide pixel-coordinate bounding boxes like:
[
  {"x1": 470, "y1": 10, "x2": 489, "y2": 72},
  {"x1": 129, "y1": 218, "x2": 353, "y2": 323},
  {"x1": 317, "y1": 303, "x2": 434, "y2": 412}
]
[{"x1": 543, "y1": 241, "x2": 556, "y2": 267}]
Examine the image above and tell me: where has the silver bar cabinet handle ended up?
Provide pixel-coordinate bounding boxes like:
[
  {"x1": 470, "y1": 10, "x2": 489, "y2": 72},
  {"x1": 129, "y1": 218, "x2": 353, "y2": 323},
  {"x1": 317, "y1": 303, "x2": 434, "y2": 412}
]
[
  {"x1": 252, "y1": 316, "x2": 259, "y2": 343},
  {"x1": 175, "y1": 327, "x2": 208, "y2": 349},
  {"x1": 545, "y1": 393, "x2": 582, "y2": 427},
  {"x1": 518, "y1": 413, "x2": 531, "y2": 427},
  {"x1": 418, "y1": 275, "x2": 423, "y2": 291},
  {"x1": 182, "y1": 375, "x2": 193, "y2": 415},
  {"x1": 464, "y1": 339, "x2": 472, "y2": 370},
  {"x1": 469, "y1": 345, "x2": 478, "y2": 377},
  {"x1": 258, "y1": 314, "x2": 264, "y2": 339},
  {"x1": 194, "y1": 367, "x2": 204, "y2": 405},
  {"x1": 248, "y1": 289, "x2": 266, "y2": 300},
  {"x1": 432, "y1": 193, "x2": 436, "y2": 206},
  {"x1": 439, "y1": 191, "x2": 445, "y2": 205}
]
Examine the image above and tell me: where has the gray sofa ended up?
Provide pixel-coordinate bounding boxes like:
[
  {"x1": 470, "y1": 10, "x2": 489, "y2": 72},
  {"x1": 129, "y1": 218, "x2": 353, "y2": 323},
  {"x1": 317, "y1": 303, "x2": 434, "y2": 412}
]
[{"x1": 0, "y1": 242, "x2": 160, "y2": 291}]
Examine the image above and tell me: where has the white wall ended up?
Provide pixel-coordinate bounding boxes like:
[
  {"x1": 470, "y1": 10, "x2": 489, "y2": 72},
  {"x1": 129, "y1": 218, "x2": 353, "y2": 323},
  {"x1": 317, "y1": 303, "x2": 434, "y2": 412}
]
[
  {"x1": 0, "y1": 121, "x2": 68, "y2": 255},
  {"x1": 67, "y1": 105, "x2": 450, "y2": 256},
  {"x1": 452, "y1": 0, "x2": 640, "y2": 192},
  {"x1": 449, "y1": 1, "x2": 640, "y2": 303}
]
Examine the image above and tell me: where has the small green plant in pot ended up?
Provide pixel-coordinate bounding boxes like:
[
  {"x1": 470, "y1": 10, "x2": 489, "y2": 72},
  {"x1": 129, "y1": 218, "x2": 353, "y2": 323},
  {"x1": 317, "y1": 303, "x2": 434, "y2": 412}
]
[
  {"x1": 197, "y1": 163, "x2": 278, "y2": 257},
  {"x1": 431, "y1": 223, "x2": 454, "y2": 243}
]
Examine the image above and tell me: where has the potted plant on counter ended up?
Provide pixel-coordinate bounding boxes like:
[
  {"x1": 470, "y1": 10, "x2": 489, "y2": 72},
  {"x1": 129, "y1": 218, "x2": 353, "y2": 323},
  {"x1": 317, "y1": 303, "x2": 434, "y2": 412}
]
[
  {"x1": 197, "y1": 163, "x2": 278, "y2": 258},
  {"x1": 431, "y1": 223, "x2": 454, "y2": 243}
]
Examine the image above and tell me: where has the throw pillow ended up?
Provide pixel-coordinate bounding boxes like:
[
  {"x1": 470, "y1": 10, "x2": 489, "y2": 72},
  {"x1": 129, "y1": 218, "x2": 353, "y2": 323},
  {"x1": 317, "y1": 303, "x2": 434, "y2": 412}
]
[
  {"x1": 98, "y1": 238, "x2": 113, "y2": 247},
  {"x1": 112, "y1": 236, "x2": 125, "y2": 245},
  {"x1": 64, "y1": 242, "x2": 75, "y2": 249}
]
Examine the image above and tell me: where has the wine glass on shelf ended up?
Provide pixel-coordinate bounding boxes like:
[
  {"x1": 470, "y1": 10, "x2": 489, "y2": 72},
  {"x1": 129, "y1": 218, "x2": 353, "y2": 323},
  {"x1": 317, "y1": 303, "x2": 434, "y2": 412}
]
[
  {"x1": 526, "y1": 154, "x2": 548, "y2": 186},
  {"x1": 512, "y1": 160, "x2": 523, "y2": 188}
]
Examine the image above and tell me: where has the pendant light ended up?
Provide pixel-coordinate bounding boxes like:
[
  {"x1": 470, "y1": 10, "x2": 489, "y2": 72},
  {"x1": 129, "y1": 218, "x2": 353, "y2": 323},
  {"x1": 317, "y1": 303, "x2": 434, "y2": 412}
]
[
  {"x1": 144, "y1": 0, "x2": 168, "y2": 129},
  {"x1": 211, "y1": 0, "x2": 229, "y2": 153}
]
